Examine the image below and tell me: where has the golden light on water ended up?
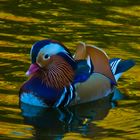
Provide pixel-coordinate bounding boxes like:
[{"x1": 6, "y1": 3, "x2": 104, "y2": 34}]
[{"x1": 0, "y1": 0, "x2": 140, "y2": 139}]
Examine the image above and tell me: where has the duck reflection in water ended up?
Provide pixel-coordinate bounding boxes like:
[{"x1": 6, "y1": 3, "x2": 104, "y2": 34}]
[{"x1": 20, "y1": 88, "x2": 124, "y2": 140}]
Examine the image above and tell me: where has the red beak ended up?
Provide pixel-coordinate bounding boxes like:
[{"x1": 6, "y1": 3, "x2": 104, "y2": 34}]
[{"x1": 26, "y1": 63, "x2": 40, "y2": 76}]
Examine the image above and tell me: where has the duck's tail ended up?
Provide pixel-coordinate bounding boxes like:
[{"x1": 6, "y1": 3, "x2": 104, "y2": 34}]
[{"x1": 109, "y1": 58, "x2": 135, "y2": 81}]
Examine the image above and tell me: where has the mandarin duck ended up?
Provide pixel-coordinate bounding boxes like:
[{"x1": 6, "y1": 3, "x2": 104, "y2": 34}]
[{"x1": 19, "y1": 39, "x2": 135, "y2": 107}]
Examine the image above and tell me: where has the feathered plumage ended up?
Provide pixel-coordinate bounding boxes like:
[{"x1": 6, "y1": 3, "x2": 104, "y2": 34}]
[
  {"x1": 35, "y1": 55, "x2": 75, "y2": 89},
  {"x1": 19, "y1": 39, "x2": 135, "y2": 108}
]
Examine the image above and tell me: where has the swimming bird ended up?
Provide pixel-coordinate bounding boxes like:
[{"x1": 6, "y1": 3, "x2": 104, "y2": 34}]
[{"x1": 19, "y1": 39, "x2": 135, "y2": 107}]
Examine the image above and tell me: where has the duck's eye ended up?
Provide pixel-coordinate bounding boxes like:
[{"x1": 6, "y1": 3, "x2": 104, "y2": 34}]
[{"x1": 44, "y1": 54, "x2": 49, "y2": 59}]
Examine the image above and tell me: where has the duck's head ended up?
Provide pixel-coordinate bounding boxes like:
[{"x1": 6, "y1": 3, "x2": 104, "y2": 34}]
[{"x1": 26, "y1": 39, "x2": 76, "y2": 89}]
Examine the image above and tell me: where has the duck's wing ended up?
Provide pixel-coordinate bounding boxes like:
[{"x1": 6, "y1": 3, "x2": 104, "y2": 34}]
[
  {"x1": 86, "y1": 45, "x2": 116, "y2": 85},
  {"x1": 109, "y1": 58, "x2": 135, "y2": 81},
  {"x1": 74, "y1": 43, "x2": 116, "y2": 85},
  {"x1": 73, "y1": 42, "x2": 87, "y2": 60}
]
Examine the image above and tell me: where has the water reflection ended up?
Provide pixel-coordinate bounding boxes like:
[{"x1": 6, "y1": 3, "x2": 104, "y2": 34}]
[{"x1": 20, "y1": 88, "x2": 123, "y2": 139}]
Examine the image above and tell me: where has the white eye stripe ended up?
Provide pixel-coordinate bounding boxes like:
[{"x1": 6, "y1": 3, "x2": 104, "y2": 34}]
[{"x1": 39, "y1": 43, "x2": 68, "y2": 57}]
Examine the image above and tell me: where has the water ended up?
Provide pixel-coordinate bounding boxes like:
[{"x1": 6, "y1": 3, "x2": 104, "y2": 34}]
[
  {"x1": 0, "y1": 0, "x2": 140, "y2": 139},
  {"x1": 20, "y1": 97, "x2": 111, "y2": 139}
]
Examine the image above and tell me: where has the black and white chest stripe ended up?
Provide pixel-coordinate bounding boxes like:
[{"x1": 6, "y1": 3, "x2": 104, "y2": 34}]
[{"x1": 53, "y1": 84, "x2": 75, "y2": 108}]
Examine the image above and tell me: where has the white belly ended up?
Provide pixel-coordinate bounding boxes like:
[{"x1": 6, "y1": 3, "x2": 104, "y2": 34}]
[{"x1": 72, "y1": 73, "x2": 112, "y2": 105}]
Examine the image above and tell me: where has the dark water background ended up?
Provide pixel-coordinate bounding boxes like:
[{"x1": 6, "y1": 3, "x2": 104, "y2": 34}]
[{"x1": 0, "y1": 0, "x2": 140, "y2": 139}]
